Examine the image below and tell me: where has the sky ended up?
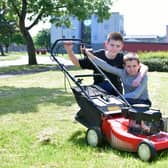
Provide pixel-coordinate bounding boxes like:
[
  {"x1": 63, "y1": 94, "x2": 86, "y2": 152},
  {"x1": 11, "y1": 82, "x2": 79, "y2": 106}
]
[
  {"x1": 29, "y1": 0, "x2": 168, "y2": 36},
  {"x1": 112, "y1": 0, "x2": 168, "y2": 36}
]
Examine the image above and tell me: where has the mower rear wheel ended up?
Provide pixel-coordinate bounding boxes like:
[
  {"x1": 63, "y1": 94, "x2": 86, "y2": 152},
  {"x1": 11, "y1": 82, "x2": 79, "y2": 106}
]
[
  {"x1": 86, "y1": 127, "x2": 102, "y2": 147},
  {"x1": 137, "y1": 141, "x2": 157, "y2": 161}
]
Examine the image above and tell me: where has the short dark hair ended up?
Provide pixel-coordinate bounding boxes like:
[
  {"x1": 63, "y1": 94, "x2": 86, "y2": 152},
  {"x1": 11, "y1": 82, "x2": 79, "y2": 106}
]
[
  {"x1": 123, "y1": 52, "x2": 140, "y2": 64},
  {"x1": 107, "y1": 32, "x2": 123, "y2": 43}
]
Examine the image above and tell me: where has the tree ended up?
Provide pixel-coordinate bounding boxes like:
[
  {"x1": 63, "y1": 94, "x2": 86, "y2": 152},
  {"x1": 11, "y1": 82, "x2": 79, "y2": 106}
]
[
  {"x1": 0, "y1": 8, "x2": 15, "y2": 55},
  {"x1": 3, "y1": 32, "x2": 26, "y2": 53},
  {"x1": 11, "y1": 32, "x2": 25, "y2": 45},
  {"x1": 34, "y1": 29, "x2": 50, "y2": 50},
  {"x1": 3, "y1": 0, "x2": 113, "y2": 64}
]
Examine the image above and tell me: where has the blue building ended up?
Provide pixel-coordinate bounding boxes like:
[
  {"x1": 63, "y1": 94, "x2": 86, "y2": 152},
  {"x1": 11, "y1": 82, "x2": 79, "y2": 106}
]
[
  {"x1": 91, "y1": 12, "x2": 124, "y2": 49},
  {"x1": 50, "y1": 12, "x2": 124, "y2": 49},
  {"x1": 50, "y1": 16, "x2": 82, "y2": 44}
]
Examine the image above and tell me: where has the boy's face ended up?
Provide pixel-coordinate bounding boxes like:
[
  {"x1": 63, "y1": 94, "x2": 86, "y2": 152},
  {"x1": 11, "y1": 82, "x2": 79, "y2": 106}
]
[
  {"x1": 105, "y1": 39, "x2": 123, "y2": 57},
  {"x1": 124, "y1": 60, "x2": 140, "y2": 76}
]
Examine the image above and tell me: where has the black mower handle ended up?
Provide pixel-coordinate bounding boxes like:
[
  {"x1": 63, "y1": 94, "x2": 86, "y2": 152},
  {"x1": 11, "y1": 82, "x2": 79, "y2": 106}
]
[
  {"x1": 50, "y1": 38, "x2": 84, "y2": 54},
  {"x1": 74, "y1": 74, "x2": 102, "y2": 78}
]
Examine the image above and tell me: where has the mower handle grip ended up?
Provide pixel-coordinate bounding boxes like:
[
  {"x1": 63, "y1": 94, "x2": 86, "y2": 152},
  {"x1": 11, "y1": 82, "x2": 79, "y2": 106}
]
[
  {"x1": 74, "y1": 73, "x2": 102, "y2": 78},
  {"x1": 50, "y1": 38, "x2": 84, "y2": 54}
]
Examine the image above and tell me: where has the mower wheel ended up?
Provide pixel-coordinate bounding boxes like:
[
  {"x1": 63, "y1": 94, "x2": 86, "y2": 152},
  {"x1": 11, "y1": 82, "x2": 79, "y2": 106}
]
[
  {"x1": 86, "y1": 127, "x2": 102, "y2": 147},
  {"x1": 137, "y1": 141, "x2": 157, "y2": 162}
]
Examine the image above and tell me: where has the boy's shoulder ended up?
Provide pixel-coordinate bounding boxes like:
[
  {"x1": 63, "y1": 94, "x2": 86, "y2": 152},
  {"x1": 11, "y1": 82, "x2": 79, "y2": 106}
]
[
  {"x1": 93, "y1": 49, "x2": 105, "y2": 55},
  {"x1": 117, "y1": 52, "x2": 124, "y2": 57},
  {"x1": 93, "y1": 49, "x2": 106, "y2": 59},
  {"x1": 116, "y1": 52, "x2": 124, "y2": 61}
]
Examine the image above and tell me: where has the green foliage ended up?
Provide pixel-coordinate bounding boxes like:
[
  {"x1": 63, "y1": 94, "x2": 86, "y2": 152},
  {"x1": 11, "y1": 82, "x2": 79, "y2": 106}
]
[
  {"x1": 139, "y1": 51, "x2": 168, "y2": 60},
  {"x1": 0, "y1": 10, "x2": 15, "y2": 37},
  {"x1": 34, "y1": 29, "x2": 50, "y2": 49},
  {"x1": 142, "y1": 59, "x2": 168, "y2": 72},
  {"x1": 0, "y1": 8, "x2": 16, "y2": 55},
  {"x1": 5, "y1": 0, "x2": 113, "y2": 28},
  {"x1": 139, "y1": 51, "x2": 168, "y2": 72},
  {"x1": 11, "y1": 32, "x2": 25, "y2": 45}
]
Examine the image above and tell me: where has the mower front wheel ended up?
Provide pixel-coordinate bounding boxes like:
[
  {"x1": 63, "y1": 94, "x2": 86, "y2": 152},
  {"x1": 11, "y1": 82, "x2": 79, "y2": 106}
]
[
  {"x1": 86, "y1": 127, "x2": 103, "y2": 147},
  {"x1": 137, "y1": 141, "x2": 157, "y2": 162}
]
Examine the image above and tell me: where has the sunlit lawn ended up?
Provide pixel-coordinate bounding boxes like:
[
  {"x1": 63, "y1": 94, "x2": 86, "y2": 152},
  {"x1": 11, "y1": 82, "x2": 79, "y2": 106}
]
[
  {"x1": 0, "y1": 52, "x2": 25, "y2": 61},
  {"x1": 0, "y1": 70, "x2": 168, "y2": 168}
]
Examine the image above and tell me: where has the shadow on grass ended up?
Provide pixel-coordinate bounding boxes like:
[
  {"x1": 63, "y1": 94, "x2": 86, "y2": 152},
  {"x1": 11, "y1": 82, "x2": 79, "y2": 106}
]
[
  {"x1": 157, "y1": 149, "x2": 168, "y2": 161},
  {"x1": 0, "y1": 86, "x2": 76, "y2": 115},
  {"x1": 0, "y1": 64, "x2": 80, "y2": 75},
  {"x1": 68, "y1": 130, "x2": 86, "y2": 147}
]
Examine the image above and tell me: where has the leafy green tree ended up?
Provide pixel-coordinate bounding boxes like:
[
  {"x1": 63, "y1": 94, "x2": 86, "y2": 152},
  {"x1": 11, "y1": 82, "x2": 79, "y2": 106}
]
[
  {"x1": 0, "y1": 31, "x2": 25, "y2": 53},
  {"x1": 2, "y1": 0, "x2": 113, "y2": 64},
  {"x1": 0, "y1": 7, "x2": 15, "y2": 55},
  {"x1": 11, "y1": 32, "x2": 25, "y2": 45},
  {"x1": 34, "y1": 29, "x2": 50, "y2": 50}
]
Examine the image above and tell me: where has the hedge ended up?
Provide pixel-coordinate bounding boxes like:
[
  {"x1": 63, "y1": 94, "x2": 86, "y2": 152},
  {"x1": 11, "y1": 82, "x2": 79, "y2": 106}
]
[{"x1": 141, "y1": 58, "x2": 168, "y2": 72}]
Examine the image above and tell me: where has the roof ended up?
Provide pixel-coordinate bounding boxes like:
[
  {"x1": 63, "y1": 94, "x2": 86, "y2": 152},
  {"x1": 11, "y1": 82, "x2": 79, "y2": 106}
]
[{"x1": 124, "y1": 35, "x2": 159, "y2": 39}]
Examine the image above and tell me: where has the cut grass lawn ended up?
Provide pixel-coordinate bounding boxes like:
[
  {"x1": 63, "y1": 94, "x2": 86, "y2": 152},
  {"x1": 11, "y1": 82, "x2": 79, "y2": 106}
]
[
  {"x1": 0, "y1": 70, "x2": 168, "y2": 168},
  {"x1": 0, "y1": 52, "x2": 26, "y2": 61},
  {"x1": 0, "y1": 64, "x2": 58, "y2": 75}
]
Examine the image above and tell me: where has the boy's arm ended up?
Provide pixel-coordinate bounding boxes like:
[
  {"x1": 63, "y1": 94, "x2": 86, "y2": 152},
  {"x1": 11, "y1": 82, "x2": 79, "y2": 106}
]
[
  {"x1": 125, "y1": 76, "x2": 148, "y2": 99},
  {"x1": 64, "y1": 42, "x2": 80, "y2": 66},
  {"x1": 85, "y1": 50, "x2": 122, "y2": 76},
  {"x1": 132, "y1": 63, "x2": 148, "y2": 87}
]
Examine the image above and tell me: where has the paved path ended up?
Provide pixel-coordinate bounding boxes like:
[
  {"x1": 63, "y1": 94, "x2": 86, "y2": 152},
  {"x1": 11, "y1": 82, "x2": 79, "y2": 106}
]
[
  {"x1": 0, "y1": 56, "x2": 74, "y2": 78},
  {"x1": 0, "y1": 56, "x2": 73, "y2": 67}
]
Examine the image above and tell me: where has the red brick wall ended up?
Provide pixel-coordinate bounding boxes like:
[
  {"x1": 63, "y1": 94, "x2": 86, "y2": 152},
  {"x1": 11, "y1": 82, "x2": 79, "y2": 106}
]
[{"x1": 123, "y1": 42, "x2": 168, "y2": 52}]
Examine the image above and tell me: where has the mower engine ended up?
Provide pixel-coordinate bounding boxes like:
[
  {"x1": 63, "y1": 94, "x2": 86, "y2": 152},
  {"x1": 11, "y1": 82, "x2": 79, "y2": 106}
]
[{"x1": 122, "y1": 105, "x2": 163, "y2": 135}]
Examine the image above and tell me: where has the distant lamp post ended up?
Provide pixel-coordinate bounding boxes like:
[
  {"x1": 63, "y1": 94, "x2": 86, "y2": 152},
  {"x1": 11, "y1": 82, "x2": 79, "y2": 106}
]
[
  {"x1": 82, "y1": 19, "x2": 91, "y2": 44},
  {"x1": 84, "y1": 20, "x2": 91, "y2": 27},
  {"x1": 61, "y1": 25, "x2": 65, "y2": 38}
]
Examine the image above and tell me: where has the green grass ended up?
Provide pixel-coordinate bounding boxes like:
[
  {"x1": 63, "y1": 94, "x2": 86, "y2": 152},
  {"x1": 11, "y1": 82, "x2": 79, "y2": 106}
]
[
  {"x1": 0, "y1": 64, "x2": 57, "y2": 75},
  {"x1": 0, "y1": 52, "x2": 25, "y2": 61},
  {"x1": 0, "y1": 70, "x2": 168, "y2": 168}
]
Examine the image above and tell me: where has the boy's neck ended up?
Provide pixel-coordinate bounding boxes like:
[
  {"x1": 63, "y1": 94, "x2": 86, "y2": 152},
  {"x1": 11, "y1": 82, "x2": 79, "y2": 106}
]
[{"x1": 105, "y1": 50, "x2": 117, "y2": 59}]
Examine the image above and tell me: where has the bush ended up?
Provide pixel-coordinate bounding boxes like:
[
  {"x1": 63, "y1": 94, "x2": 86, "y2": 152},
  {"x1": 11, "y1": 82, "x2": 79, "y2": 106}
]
[
  {"x1": 138, "y1": 52, "x2": 168, "y2": 72},
  {"x1": 142, "y1": 59, "x2": 168, "y2": 72}
]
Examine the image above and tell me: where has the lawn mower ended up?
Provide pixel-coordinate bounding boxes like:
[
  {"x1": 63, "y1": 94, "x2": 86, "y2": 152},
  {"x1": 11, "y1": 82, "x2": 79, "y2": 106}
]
[{"x1": 50, "y1": 38, "x2": 168, "y2": 162}]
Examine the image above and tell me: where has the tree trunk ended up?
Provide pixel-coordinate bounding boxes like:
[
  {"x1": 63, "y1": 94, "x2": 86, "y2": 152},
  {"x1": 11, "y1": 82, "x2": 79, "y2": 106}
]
[
  {"x1": 0, "y1": 44, "x2": 5, "y2": 56},
  {"x1": 5, "y1": 45, "x2": 9, "y2": 53},
  {"x1": 19, "y1": 22, "x2": 37, "y2": 65}
]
